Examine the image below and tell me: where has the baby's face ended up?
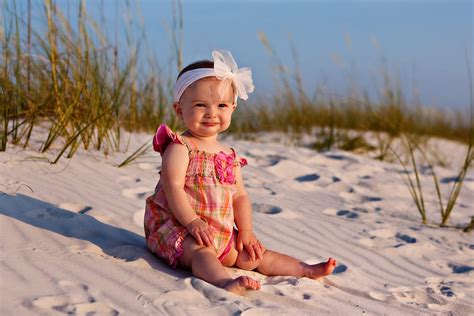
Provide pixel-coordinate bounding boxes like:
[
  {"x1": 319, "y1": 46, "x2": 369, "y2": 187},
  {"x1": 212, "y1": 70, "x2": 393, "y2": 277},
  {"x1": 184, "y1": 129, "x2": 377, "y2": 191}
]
[{"x1": 174, "y1": 77, "x2": 236, "y2": 138}]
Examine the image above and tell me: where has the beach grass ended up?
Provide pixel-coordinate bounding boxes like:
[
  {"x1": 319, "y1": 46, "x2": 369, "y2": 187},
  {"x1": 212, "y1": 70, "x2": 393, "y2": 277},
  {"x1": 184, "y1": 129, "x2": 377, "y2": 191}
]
[
  {"x1": 384, "y1": 55, "x2": 473, "y2": 226},
  {"x1": 1, "y1": 0, "x2": 173, "y2": 160},
  {"x1": 1, "y1": 0, "x2": 471, "y2": 157}
]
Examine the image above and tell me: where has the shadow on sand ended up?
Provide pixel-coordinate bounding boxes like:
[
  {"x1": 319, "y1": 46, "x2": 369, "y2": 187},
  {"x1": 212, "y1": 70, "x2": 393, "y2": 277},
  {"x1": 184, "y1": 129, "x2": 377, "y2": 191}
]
[{"x1": 0, "y1": 193, "x2": 187, "y2": 278}]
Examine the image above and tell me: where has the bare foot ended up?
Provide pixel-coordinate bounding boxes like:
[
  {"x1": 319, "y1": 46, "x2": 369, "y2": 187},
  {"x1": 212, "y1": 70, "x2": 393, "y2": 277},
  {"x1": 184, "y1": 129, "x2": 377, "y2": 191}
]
[
  {"x1": 304, "y1": 258, "x2": 337, "y2": 279},
  {"x1": 221, "y1": 276, "x2": 261, "y2": 295}
]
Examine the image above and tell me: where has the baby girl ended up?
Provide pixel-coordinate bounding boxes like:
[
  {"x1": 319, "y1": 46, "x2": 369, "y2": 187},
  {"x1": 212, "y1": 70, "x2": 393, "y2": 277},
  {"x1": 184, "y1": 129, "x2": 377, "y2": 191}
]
[{"x1": 145, "y1": 50, "x2": 336, "y2": 295}]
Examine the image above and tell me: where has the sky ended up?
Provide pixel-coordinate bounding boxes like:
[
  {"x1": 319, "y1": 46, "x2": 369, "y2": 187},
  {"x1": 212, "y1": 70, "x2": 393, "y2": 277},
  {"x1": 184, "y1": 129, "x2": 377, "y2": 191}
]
[{"x1": 14, "y1": 0, "x2": 474, "y2": 110}]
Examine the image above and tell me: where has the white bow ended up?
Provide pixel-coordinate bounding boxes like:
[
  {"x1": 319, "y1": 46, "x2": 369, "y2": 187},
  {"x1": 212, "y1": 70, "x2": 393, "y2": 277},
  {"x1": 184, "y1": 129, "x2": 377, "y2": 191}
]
[
  {"x1": 173, "y1": 49, "x2": 254, "y2": 103},
  {"x1": 212, "y1": 50, "x2": 254, "y2": 101}
]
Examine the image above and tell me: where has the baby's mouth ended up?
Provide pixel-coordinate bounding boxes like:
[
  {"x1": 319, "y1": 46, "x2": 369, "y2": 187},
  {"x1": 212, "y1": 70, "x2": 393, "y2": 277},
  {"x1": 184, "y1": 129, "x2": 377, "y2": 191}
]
[{"x1": 202, "y1": 122, "x2": 219, "y2": 127}]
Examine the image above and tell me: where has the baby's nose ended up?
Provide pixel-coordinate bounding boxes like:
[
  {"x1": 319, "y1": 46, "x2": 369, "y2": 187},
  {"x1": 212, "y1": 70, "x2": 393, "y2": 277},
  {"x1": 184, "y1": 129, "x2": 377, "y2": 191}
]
[{"x1": 205, "y1": 106, "x2": 217, "y2": 117}]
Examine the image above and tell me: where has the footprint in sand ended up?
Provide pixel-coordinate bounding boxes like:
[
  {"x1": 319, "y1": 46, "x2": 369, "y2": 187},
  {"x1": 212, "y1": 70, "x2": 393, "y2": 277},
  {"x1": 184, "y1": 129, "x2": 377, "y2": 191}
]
[
  {"x1": 425, "y1": 277, "x2": 467, "y2": 299},
  {"x1": 357, "y1": 229, "x2": 424, "y2": 251},
  {"x1": 323, "y1": 208, "x2": 350, "y2": 218},
  {"x1": 294, "y1": 174, "x2": 320, "y2": 182},
  {"x1": 387, "y1": 286, "x2": 447, "y2": 308},
  {"x1": 252, "y1": 203, "x2": 282, "y2": 215},
  {"x1": 333, "y1": 264, "x2": 348, "y2": 275},
  {"x1": 385, "y1": 278, "x2": 466, "y2": 312},
  {"x1": 457, "y1": 241, "x2": 474, "y2": 252},
  {"x1": 362, "y1": 196, "x2": 383, "y2": 202},
  {"x1": 30, "y1": 280, "x2": 118, "y2": 315},
  {"x1": 336, "y1": 210, "x2": 359, "y2": 219},
  {"x1": 324, "y1": 154, "x2": 358, "y2": 163},
  {"x1": 395, "y1": 233, "x2": 417, "y2": 244},
  {"x1": 121, "y1": 187, "x2": 154, "y2": 200},
  {"x1": 264, "y1": 155, "x2": 287, "y2": 166},
  {"x1": 441, "y1": 176, "x2": 474, "y2": 184},
  {"x1": 295, "y1": 173, "x2": 345, "y2": 191},
  {"x1": 302, "y1": 293, "x2": 311, "y2": 300},
  {"x1": 448, "y1": 263, "x2": 474, "y2": 274},
  {"x1": 438, "y1": 285, "x2": 456, "y2": 297}
]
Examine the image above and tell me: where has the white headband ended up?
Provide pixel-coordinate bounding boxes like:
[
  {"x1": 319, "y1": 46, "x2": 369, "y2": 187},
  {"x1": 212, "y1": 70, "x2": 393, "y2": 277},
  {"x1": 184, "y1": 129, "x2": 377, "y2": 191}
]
[{"x1": 173, "y1": 50, "x2": 255, "y2": 103}]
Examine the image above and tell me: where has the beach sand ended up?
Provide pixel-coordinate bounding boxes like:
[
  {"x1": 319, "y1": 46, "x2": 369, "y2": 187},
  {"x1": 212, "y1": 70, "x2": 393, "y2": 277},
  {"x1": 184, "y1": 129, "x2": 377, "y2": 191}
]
[{"x1": 1, "y1": 132, "x2": 473, "y2": 315}]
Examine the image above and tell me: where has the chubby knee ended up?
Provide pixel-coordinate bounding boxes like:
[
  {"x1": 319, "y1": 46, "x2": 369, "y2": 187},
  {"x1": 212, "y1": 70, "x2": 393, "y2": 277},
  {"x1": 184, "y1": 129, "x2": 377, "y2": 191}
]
[
  {"x1": 235, "y1": 251, "x2": 262, "y2": 271},
  {"x1": 178, "y1": 236, "x2": 216, "y2": 268}
]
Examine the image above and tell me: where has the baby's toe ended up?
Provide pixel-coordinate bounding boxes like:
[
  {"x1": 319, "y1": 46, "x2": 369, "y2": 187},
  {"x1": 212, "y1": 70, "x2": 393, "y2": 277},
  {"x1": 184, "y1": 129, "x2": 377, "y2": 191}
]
[{"x1": 242, "y1": 276, "x2": 260, "y2": 289}]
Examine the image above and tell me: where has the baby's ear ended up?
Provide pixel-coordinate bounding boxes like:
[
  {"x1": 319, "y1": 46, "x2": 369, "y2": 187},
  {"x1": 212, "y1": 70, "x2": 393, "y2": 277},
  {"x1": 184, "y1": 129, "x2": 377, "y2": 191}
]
[{"x1": 173, "y1": 102, "x2": 183, "y2": 118}]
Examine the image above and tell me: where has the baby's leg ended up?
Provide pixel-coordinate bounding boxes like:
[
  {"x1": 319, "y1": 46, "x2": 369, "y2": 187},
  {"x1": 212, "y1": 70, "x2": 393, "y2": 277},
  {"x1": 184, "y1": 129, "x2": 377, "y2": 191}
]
[
  {"x1": 177, "y1": 236, "x2": 261, "y2": 295},
  {"x1": 235, "y1": 248, "x2": 336, "y2": 279},
  {"x1": 255, "y1": 250, "x2": 336, "y2": 279}
]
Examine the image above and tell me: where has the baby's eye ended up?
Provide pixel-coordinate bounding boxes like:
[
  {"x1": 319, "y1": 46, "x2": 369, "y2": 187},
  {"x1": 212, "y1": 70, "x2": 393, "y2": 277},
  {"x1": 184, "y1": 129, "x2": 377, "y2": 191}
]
[
  {"x1": 195, "y1": 103, "x2": 206, "y2": 107},
  {"x1": 219, "y1": 103, "x2": 229, "y2": 108}
]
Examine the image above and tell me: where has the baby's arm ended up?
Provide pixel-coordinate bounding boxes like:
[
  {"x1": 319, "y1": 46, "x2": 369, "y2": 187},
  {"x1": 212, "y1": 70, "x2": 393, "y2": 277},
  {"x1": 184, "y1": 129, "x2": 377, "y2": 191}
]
[
  {"x1": 233, "y1": 165, "x2": 265, "y2": 261},
  {"x1": 161, "y1": 142, "x2": 214, "y2": 247}
]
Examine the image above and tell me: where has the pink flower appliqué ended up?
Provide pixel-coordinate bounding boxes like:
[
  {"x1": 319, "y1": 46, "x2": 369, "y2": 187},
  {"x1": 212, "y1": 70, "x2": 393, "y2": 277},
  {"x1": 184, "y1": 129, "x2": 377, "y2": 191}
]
[{"x1": 214, "y1": 151, "x2": 235, "y2": 184}]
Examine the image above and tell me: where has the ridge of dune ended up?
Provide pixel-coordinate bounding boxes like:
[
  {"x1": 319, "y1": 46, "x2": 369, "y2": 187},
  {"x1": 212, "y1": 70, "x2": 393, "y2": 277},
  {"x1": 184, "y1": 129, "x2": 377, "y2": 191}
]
[{"x1": 1, "y1": 133, "x2": 473, "y2": 315}]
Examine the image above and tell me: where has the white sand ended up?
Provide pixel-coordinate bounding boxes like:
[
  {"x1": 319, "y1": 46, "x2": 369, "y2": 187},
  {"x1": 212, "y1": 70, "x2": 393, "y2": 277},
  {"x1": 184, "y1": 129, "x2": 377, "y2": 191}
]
[{"x1": 1, "y1": 131, "x2": 473, "y2": 315}]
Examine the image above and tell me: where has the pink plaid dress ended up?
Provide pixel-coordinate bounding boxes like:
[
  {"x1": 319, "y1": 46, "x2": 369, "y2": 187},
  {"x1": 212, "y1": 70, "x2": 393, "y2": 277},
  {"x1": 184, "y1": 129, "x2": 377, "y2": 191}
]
[{"x1": 144, "y1": 124, "x2": 247, "y2": 267}]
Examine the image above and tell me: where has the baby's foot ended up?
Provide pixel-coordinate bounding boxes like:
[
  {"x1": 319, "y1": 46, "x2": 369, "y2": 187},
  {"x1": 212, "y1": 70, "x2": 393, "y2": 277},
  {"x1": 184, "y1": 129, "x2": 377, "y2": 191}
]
[
  {"x1": 222, "y1": 276, "x2": 261, "y2": 295},
  {"x1": 304, "y1": 258, "x2": 337, "y2": 279}
]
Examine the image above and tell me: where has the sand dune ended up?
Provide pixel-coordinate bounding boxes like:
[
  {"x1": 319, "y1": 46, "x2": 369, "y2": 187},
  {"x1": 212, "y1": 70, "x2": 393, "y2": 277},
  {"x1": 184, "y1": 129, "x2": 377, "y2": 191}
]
[{"x1": 1, "y1": 134, "x2": 473, "y2": 315}]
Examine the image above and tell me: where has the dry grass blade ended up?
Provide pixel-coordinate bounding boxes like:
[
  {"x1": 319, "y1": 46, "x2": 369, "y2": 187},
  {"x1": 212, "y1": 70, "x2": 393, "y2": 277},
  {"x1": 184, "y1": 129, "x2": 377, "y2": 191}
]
[
  {"x1": 406, "y1": 137, "x2": 427, "y2": 218},
  {"x1": 51, "y1": 108, "x2": 111, "y2": 164},
  {"x1": 118, "y1": 137, "x2": 152, "y2": 168},
  {"x1": 441, "y1": 49, "x2": 474, "y2": 226},
  {"x1": 441, "y1": 150, "x2": 473, "y2": 226},
  {"x1": 387, "y1": 137, "x2": 427, "y2": 224}
]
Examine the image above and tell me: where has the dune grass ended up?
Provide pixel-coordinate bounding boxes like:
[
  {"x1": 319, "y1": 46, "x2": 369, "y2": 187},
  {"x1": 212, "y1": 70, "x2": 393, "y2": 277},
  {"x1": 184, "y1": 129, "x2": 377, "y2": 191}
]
[
  {"x1": 229, "y1": 33, "x2": 470, "y2": 149},
  {"x1": 383, "y1": 55, "x2": 473, "y2": 227},
  {"x1": 1, "y1": 1, "x2": 471, "y2": 158},
  {"x1": 1, "y1": 0, "x2": 174, "y2": 161}
]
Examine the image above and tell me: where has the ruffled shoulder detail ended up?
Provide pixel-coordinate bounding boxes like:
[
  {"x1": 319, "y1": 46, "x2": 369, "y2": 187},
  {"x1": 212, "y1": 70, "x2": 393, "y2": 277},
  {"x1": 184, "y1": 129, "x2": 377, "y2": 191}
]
[
  {"x1": 238, "y1": 157, "x2": 248, "y2": 167},
  {"x1": 153, "y1": 124, "x2": 185, "y2": 155},
  {"x1": 232, "y1": 152, "x2": 248, "y2": 168}
]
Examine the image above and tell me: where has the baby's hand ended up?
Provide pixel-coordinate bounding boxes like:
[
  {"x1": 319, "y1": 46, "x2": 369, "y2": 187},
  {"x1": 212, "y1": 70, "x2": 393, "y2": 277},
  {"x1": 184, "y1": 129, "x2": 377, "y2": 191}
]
[
  {"x1": 236, "y1": 230, "x2": 265, "y2": 261},
  {"x1": 186, "y1": 218, "x2": 215, "y2": 247}
]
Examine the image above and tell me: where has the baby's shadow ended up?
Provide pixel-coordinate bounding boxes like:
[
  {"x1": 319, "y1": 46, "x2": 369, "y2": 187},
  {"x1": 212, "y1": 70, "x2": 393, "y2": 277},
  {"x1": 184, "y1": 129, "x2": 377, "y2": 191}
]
[{"x1": 0, "y1": 193, "x2": 187, "y2": 278}]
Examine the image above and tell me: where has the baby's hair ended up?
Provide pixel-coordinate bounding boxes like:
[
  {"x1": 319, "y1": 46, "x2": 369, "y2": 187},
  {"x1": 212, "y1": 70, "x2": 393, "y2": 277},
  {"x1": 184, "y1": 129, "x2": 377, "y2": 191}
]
[{"x1": 177, "y1": 60, "x2": 214, "y2": 80}]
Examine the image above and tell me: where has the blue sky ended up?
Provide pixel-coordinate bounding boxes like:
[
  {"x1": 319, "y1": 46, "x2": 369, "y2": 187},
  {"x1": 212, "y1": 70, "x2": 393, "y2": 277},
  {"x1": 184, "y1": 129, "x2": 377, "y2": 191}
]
[{"x1": 17, "y1": 0, "x2": 474, "y2": 110}]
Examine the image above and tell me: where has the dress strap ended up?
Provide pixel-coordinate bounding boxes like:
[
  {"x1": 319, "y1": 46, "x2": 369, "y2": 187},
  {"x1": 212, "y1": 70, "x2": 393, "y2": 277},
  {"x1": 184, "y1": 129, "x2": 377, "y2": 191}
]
[
  {"x1": 232, "y1": 148, "x2": 248, "y2": 167},
  {"x1": 179, "y1": 135, "x2": 198, "y2": 152}
]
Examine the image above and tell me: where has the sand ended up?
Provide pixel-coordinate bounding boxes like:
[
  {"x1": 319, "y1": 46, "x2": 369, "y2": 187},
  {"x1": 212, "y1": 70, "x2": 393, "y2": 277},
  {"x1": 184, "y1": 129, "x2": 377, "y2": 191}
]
[{"x1": 1, "y1": 131, "x2": 473, "y2": 315}]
